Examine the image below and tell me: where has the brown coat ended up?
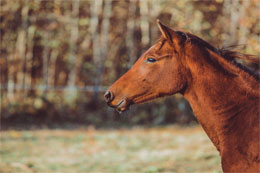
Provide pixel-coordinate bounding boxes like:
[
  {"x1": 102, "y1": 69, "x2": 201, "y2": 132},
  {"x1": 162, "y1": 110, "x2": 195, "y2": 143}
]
[{"x1": 105, "y1": 20, "x2": 260, "y2": 172}]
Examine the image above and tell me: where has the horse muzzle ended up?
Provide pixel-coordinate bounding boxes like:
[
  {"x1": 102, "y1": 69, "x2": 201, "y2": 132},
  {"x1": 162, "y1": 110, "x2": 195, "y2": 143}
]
[{"x1": 104, "y1": 90, "x2": 130, "y2": 113}]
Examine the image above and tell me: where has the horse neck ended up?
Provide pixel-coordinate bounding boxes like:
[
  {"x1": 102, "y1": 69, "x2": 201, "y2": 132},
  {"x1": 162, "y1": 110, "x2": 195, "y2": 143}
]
[{"x1": 183, "y1": 48, "x2": 259, "y2": 151}]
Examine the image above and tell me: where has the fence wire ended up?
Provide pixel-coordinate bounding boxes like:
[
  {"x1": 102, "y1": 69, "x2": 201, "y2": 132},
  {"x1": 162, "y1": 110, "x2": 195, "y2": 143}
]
[{"x1": 0, "y1": 84, "x2": 108, "y2": 92}]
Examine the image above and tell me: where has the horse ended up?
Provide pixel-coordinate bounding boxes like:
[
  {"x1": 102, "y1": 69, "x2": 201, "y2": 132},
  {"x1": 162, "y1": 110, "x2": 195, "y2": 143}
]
[{"x1": 104, "y1": 20, "x2": 260, "y2": 172}]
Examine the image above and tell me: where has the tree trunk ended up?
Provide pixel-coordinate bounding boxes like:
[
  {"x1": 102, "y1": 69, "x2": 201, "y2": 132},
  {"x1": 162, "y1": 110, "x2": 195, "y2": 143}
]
[
  {"x1": 126, "y1": 0, "x2": 137, "y2": 68},
  {"x1": 42, "y1": 32, "x2": 50, "y2": 96},
  {"x1": 238, "y1": 0, "x2": 249, "y2": 45},
  {"x1": 90, "y1": 0, "x2": 103, "y2": 101},
  {"x1": 139, "y1": 0, "x2": 150, "y2": 48},
  {"x1": 24, "y1": 25, "x2": 36, "y2": 96},
  {"x1": 67, "y1": 0, "x2": 80, "y2": 88},
  {"x1": 95, "y1": 0, "x2": 112, "y2": 87}
]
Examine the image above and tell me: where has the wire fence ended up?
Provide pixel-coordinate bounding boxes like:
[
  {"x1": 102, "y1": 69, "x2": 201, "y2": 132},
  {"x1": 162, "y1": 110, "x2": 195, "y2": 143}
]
[{"x1": 0, "y1": 84, "x2": 108, "y2": 92}]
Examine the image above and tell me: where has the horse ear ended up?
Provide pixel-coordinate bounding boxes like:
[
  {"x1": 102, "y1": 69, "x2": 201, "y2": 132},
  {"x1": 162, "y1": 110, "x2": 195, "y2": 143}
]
[{"x1": 156, "y1": 19, "x2": 182, "y2": 45}]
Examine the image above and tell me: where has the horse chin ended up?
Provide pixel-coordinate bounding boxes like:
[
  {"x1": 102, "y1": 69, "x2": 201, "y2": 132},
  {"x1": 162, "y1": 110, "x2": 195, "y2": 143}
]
[{"x1": 115, "y1": 99, "x2": 131, "y2": 114}]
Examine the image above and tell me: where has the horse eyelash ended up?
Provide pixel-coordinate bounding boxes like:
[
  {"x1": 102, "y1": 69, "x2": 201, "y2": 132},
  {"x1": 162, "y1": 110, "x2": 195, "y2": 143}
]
[
  {"x1": 144, "y1": 54, "x2": 174, "y2": 63},
  {"x1": 146, "y1": 57, "x2": 157, "y2": 63}
]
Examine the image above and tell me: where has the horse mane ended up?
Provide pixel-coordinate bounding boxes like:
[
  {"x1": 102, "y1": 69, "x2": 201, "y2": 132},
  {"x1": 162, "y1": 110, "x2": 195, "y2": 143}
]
[
  {"x1": 219, "y1": 46, "x2": 259, "y2": 64},
  {"x1": 184, "y1": 32, "x2": 260, "y2": 82},
  {"x1": 218, "y1": 46, "x2": 260, "y2": 81}
]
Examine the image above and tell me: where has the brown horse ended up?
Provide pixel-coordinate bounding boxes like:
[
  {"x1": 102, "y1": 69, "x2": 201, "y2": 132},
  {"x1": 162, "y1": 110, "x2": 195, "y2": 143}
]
[{"x1": 105, "y1": 20, "x2": 260, "y2": 172}]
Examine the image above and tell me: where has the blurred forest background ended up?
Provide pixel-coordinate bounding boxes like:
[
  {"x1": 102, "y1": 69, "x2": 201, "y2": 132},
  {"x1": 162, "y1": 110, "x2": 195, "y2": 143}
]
[{"x1": 1, "y1": 0, "x2": 259, "y2": 129}]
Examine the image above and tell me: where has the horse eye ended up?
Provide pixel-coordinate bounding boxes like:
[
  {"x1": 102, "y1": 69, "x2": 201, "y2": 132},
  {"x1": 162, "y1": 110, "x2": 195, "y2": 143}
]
[{"x1": 146, "y1": 57, "x2": 157, "y2": 63}]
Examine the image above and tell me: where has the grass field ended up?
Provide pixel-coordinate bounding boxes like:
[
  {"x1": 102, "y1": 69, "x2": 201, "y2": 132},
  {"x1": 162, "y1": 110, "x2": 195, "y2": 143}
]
[{"x1": 0, "y1": 126, "x2": 221, "y2": 173}]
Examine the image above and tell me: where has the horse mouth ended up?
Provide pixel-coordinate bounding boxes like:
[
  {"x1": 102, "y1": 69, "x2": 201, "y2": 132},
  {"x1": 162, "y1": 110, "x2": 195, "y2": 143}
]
[{"x1": 115, "y1": 99, "x2": 130, "y2": 113}]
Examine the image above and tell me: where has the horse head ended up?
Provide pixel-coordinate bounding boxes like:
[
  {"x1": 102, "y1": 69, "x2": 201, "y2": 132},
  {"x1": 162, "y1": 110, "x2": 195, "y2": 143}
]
[{"x1": 105, "y1": 20, "x2": 189, "y2": 112}]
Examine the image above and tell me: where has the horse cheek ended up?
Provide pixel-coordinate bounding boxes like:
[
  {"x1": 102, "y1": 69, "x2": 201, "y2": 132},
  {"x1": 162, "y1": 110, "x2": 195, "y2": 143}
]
[{"x1": 168, "y1": 66, "x2": 186, "y2": 94}]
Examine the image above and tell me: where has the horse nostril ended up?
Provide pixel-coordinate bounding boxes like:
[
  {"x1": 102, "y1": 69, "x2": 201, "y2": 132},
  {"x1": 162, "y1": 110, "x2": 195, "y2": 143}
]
[{"x1": 104, "y1": 90, "x2": 114, "y2": 103}]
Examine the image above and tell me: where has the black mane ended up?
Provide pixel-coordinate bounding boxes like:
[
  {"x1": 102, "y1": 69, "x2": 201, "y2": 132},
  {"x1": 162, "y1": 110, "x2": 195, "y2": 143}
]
[
  {"x1": 183, "y1": 32, "x2": 260, "y2": 82},
  {"x1": 218, "y1": 47, "x2": 260, "y2": 82}
]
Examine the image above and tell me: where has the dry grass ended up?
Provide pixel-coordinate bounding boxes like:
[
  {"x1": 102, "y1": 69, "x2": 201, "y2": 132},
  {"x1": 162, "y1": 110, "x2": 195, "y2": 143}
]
[{"x1": 0, "y1": 125, "x2": 221, "y2": 172}]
